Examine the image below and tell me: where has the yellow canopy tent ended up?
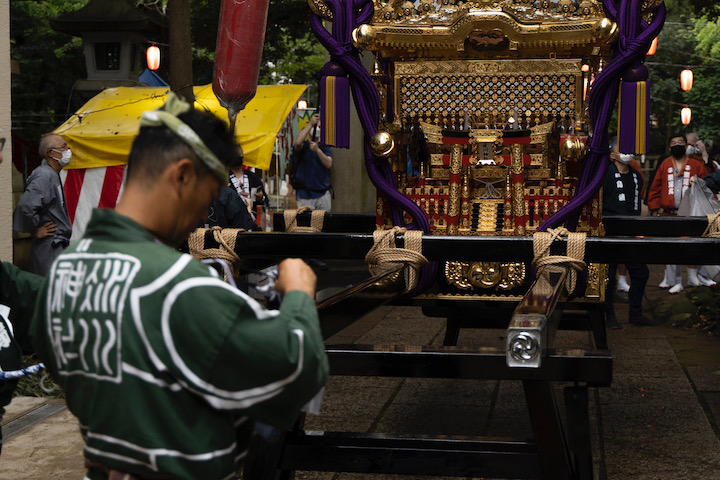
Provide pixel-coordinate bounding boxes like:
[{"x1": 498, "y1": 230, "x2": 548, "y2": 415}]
[{"x1": 55, "y1": 83, "x2": 307, "y2": 170}]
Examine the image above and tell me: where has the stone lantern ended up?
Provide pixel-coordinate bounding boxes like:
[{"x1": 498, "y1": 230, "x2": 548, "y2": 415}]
[{"x1": 50, "y1": 0, "x2": 166, "y2": 100}]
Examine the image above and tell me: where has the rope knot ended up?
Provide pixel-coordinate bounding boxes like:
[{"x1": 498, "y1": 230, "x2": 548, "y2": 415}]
[
  {"x1": 532, "y1": 227, "x2": 587, "y2": 296},
  {"x1": 703, "y1": 212, "x2": 720, "y2": 238},
  {"x1": 327, "y1": 42, "x2": 356, "y2": 57},
  {"x1": 284, "y1": 207, "x2": 326, "y2": 233},
  {"x1": 619, "y1": 36, "x2": 650, "y2": 57},
  {"x1": 188, "y1": 227, "x2": 244, "y2": 279},
  {"x1": 365, "y1": 227, "x2": 428, "y2": 293}
]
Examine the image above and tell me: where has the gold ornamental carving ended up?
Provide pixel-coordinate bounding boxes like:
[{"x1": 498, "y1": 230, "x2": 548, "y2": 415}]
[
  {"x1": 498, "y1": 262, "x2": 526, "y2": 290},
  {"x1": 530, "y1": 120, "x2": 554, "y2": 137},
  {"x1": 473, "y1": 166, "x2": 507, "y2": 179},
  {"x1": 418, "y1": 122, "x2": 443, "y2": 144},
  {"x1": 444, "y1": 261, "x2": 526, "y2": 290},
  {"x1": 530, "y1": 154, "x2": 545, "y2": 166},
  {"x1": 308, "y1": 0, "x2": 333, "y2": 20},
  {"x1": 431, "y1": 167, "x2": 449, "y2": 179},
  {"x1": 365, "y1": 5, "x2": 605, "y2": 44},
  {"x1": 395, "y1": 59, "x2": 582, "y2": 77},
  {"x1": 510, "y1": 144, "x2": 524, "y2": 175},
  {"x1": 581, "y1": 263, "x2": 605, "y2": 300},
  {"x1": 430, "y1": 153, "x2": 446, "y2": 166},
  {"x1": 512, "y1": 185, "x2": 525, "y2": 216},
  {"x1": 366, "y1": 0, "x2": 607, "y2": 26},
  {"x1": 446, "y1": 144, "x2": 464, "y2": 236},
  {"x1": 512, "y1": 183, "x2": 526, "y2": 236},
  {"x1": 526, "y1": 168, "x2": 552, "y2": 180},
  {"x1": 469, "y1": 129, "x2": 503, "y2": 144},
  {"x1": 444, "y1": 261, "x2": 473, "y2": 290},
  {"x1": 469, "y1": 262, "x2": 503, "y2": 288}
]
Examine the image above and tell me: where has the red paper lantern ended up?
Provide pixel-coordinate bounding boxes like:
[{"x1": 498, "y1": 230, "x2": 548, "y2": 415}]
[
  {"x1": 647, "y1": 37, "x2": 658, "y2": 56},
  {"x1": 213, "y1": 0, "x2": 271, "y2": 116},
  {"x1": 681, "y1": 107, "x2": 692, "y2": 125},
  {"x1": 146, "y1": 46, "x2": 160, "y2": 71},
  {"x1": 580, "y1": 64, "x2": 590, "y2": 100},
  {"x1": 680, "y1": 68, "x2": 693, "y2": 91}
]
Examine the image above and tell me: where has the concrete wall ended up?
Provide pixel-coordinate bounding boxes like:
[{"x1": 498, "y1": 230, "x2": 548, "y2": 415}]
[
  {"x1": 328, "y1": 51, "x2": 377, "y2": 214},
  {"x1": 0, "y1": 0, "x2": 12, "y2": 262}
]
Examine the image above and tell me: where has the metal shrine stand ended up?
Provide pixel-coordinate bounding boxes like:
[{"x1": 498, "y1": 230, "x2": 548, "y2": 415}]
[{"x1": 213, "y1": 212, "x2": 720, "y2": 480}]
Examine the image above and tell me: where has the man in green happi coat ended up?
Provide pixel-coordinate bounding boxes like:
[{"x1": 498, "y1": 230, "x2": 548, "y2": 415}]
[
  {"x1": 0, "y1": 262, "x2": 44, "y2": 455},
  {"x1": 30, "y1": 94, "x2": 329, "y2": 479}
]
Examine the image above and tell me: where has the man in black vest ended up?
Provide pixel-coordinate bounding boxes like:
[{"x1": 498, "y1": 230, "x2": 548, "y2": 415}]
[{"x1": 603, "y1": 143, "x2": 656, "y2": 327}]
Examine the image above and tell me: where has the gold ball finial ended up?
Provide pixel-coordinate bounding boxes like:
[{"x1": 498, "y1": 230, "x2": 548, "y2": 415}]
[
  {"x1": 370, "y1": 132, "x2": 394, "y2": 157},
  {"x1": 352, "y1": 24, "x2": 376, "y2": 49},
  {"x1": 559, "y1": 137, "x2": 586, "y2": 162},
  {"x1": 594, "y1": 18, "x2": 618, "y2": 44}
]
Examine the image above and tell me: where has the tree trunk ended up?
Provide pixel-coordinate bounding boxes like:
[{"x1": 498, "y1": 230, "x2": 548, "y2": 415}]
[{"x1": 168, "y1": 0, "x2": 194, "y2": 103}]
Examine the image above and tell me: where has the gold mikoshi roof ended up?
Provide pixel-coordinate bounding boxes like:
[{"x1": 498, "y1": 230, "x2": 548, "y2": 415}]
[{"x1": 310, "y1": 0, "x2": 660, "y2": 60}]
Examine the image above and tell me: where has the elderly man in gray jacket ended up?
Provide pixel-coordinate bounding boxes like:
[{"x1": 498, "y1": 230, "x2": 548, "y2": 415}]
[{"x1": 13, "y1": 133, "x2": 73, "y2": 276}]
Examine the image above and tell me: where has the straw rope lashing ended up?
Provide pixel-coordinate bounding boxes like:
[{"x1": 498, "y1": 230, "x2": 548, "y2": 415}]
[
  {"x1": 283, "y1": 206, "x2": 326, "y2": 233},
  {"x1": 531, "y1": 227, "x2": 587, "y2": 297},
  {"x1": 188, "y1": 226, "x2": 244, "y2": 278},
  {"x1": 703, "y1": 212, "x2": 720, "y2": 238},
  {"x1": 365, "y1": 227, "x2": 428, "y2": 293}
]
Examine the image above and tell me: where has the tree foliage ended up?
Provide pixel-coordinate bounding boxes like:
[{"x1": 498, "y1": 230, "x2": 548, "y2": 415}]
[
  {"x1": 10, "y1": 0, "x2": 325, "y2": 143},
  {"x1": 686, "y1": 0, "x2": 720, "y2": 22},
  {"x1": 683, "y1": 18, "x2": 720, "y2": 152},
  {"x1": 262, "y1": 0, "x2": 325, "y2": 93},
  {"x1": 645, "y1": 0, "x2": 701, "y2": 153},
  {"x1": 10, "y1": 0, "x2": 89, "y2": 142}
]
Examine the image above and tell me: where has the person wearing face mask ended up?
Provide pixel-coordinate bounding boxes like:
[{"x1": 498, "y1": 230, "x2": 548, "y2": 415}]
[
  {"x1": 12, "y1": 133, "x2": 73, "y2": 276},
  {"x1": 685, "y1": 132, "x2": 715, "y2": 172},
  {"x1": 648, "y1": 133, "x2": 714, "y2": 293},
  {"x1": 603, "y1": 144, "x2": 655, "y2": 327}
]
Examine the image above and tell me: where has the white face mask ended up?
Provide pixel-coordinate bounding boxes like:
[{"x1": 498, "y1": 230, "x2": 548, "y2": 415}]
[
  {"x1": 618, "y1": 153, "x2": 634, "y2": 165},
  {"x1": 686, "y1": 145, "x2": 699, "y2": 155},
  {"x1": 57, "y1": 148, "x2": 72, "y2": 167}
]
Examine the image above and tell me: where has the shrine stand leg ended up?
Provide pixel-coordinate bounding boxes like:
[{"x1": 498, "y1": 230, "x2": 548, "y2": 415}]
[{"x1": 565, "y1": 385, "x2": 594, "y2": 480}]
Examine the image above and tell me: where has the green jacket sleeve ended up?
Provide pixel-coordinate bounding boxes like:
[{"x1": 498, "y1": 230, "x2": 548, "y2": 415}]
[
  {"x1": 0, "y1": 262, "x2": 44, "y2": 353},
  {"x1": 167, "y1": 286, "x2": 329, "y2": 429}
]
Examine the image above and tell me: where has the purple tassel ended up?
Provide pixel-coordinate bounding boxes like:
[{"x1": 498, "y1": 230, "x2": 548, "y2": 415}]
[
  {"x1": 319, "y1": 62, "x2": 351, "y2": 148},
  {"x1": 618, "y1": 64, "x2": 650, "y2": 154}
]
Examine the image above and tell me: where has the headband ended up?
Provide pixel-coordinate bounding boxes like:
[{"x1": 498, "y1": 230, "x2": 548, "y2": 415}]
[{"x1": 139, "y1": 93, "x2": 227, "y2": 183}]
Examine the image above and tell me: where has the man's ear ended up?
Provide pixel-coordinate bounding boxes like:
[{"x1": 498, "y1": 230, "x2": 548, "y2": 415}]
[{"x1": 169, "y1": 158, "x2": 195, "y2": 192}]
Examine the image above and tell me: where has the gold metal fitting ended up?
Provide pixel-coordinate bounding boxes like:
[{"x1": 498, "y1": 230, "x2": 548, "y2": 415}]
[
  {"x1": 352, "y1": 24, "x2": 376, "y2": 49},
  {"x1": 559, "y1": 137, "x2": 586, "y2": 162},
  {"x1": 370, "y1": 131, "x2": 394, "y2": 156},
  {"x1": 593, "y1": 18, "x2": 618, "y2": 44}
]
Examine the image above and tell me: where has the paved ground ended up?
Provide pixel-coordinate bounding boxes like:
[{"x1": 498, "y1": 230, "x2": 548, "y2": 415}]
[{"x1": 2, "y1": 265, "x2": 720, "y2": 479}]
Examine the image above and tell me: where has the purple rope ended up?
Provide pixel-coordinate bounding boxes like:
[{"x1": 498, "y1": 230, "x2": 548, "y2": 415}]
[
  {"x1": 602, "y1": 0, "x2": 619, "y2": 21},
  {"x1": 535, "y1": 0, "x2": 664, "y2": 297},
  {"x1": 539, "y1": 0, "x2": 665, "y2": 233},
  {"x1": 310, "y1": 0, "x2": 437, "y2": 294}
]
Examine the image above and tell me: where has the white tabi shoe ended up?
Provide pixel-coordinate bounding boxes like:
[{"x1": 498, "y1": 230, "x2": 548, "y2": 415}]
[
  {"x1": 660, "y1": 265, "x2": 675, "y2": 288},
  {"x1": 669, "y1": 283, "x2": 684, "y2": 294},
  {"x1": 617, "y1": 275, "x2": 631, "y2": 293},
  {"x1": 698, "y1": 274, "x2": 717, "y2": 287},
  {"x1": 688, "y1": 268, "x2": 701, "y2": 287}
]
